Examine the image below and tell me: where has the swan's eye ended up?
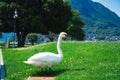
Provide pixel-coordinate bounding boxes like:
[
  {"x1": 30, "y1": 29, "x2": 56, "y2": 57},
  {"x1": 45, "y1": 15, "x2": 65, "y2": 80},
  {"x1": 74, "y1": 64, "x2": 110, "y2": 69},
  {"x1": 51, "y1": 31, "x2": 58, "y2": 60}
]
[
  {"x1": 64, "y1": 34, "x2": 67, "y2": 37},
  {"x1": 62, "y1": 34, "x2": 67, "y2": 39}
]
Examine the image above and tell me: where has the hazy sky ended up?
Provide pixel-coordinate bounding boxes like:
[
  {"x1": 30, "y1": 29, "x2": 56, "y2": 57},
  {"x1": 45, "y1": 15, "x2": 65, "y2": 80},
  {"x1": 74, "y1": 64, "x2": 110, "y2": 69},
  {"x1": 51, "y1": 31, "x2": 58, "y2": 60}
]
[{"x1": 92, "y1": 0, "x2": 120, "y2": 17}]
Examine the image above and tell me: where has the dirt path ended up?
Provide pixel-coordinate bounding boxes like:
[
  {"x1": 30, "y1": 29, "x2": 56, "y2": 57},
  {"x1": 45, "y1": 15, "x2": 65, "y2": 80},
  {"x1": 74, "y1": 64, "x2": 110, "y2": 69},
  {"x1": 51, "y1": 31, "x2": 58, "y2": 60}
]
[{"x1": 27, "y1": 76, "x2": 54, "y2": 80}]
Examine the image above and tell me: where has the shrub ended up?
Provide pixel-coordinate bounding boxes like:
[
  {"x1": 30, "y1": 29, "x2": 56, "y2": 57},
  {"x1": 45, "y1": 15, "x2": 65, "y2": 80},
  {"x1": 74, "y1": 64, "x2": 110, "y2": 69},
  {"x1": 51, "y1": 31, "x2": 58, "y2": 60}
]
[{"x1": 27, "y1": 33, "x2": 39, "y2": 45}]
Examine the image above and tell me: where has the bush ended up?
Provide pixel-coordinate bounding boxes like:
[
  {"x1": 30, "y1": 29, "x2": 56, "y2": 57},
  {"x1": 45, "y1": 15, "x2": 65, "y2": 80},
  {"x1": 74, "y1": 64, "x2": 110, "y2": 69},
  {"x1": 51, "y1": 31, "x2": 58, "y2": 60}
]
[{"x1": 27, "y1": 33, "x2": 39, "y2": 45}]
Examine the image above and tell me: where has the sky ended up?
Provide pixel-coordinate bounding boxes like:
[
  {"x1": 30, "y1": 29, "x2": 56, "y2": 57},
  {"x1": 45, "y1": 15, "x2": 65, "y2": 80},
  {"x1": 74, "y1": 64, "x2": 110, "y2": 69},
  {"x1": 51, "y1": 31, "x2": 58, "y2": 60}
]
[{"x1": 92, "y1": 0, "x2": 120, "y2": 17}]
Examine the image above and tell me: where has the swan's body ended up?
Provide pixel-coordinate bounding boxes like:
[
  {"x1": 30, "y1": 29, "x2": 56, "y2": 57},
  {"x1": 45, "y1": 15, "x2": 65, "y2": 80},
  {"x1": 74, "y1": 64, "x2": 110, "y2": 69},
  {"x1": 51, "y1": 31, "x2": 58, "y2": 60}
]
[{"x1": 24, "y1": 32, "x2": 67, "y2": 68}]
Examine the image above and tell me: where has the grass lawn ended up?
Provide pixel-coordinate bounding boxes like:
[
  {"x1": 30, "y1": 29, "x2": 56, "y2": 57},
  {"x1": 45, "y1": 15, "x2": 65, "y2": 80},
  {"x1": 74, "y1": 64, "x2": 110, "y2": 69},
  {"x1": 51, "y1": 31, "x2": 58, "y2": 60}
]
[{"x1": 2, "y1": 41, "x2": 120, "y2": 80}]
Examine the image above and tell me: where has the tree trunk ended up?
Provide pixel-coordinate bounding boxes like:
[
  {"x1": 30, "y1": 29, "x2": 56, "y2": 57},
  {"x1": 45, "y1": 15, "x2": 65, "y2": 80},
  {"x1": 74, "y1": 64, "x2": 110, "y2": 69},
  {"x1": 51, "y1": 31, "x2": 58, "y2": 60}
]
[{"x1": 16, "y1": 31, "x2": 28, "y2": 47}]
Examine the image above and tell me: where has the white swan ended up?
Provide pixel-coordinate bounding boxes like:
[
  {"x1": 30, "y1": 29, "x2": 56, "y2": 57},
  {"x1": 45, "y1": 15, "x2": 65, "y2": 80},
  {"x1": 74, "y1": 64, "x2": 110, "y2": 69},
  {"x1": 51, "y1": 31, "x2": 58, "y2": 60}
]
[{"x1": 24, "y1": 32, "x2": 67, "y2": 68}]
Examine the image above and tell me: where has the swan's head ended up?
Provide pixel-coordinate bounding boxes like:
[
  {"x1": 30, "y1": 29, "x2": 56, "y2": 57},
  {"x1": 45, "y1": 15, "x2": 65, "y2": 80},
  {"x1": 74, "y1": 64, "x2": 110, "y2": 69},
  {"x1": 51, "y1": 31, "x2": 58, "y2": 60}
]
[{"x1": 60, "y1": 32, "x2": 67, "y2": 38}]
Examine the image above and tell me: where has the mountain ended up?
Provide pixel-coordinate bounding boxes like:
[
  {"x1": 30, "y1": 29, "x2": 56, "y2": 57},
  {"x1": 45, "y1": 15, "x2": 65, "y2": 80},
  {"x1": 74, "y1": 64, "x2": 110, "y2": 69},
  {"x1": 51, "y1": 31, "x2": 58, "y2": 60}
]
[{"x1": 69, "y1": 0, "x2": 120, "y2": 40}]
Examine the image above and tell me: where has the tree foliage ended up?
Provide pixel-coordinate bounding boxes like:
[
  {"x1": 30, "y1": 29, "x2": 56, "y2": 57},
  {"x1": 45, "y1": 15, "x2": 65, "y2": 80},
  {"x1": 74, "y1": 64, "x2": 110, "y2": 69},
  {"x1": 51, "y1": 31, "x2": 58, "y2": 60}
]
[
  {"x1": 27, "y1": 33, "x2": 39, "y2": 45},
  {"x1": 0, "y1": 0, "x2": 85, "y2": 47},
  {"x1": 67, "y1": 10, "x2": 85, "y2": 40}
]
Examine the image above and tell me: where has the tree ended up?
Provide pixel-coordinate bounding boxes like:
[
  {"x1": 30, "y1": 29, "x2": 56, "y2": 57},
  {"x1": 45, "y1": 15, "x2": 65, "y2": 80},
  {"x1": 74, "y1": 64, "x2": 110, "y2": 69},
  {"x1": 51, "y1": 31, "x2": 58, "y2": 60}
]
[
  {"x1": 0, "y1": 0, "x2": 85, "y2": 47},
  {"x1": 27, "y1": 33, "x2": 39, "y2": 45},
  {"x1": 0, "y1": 0, "x2": 47, "y2": 47},
  {"x1": 0, "y1": 0, "x2": 73, "y2": 47}
]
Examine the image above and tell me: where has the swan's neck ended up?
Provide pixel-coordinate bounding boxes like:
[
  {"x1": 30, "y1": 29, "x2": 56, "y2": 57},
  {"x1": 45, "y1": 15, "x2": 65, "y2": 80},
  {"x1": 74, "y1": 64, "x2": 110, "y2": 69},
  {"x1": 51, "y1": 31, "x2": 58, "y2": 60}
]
[{"x1": 57, "y1": 36, "x2": 63, "y2": 58}]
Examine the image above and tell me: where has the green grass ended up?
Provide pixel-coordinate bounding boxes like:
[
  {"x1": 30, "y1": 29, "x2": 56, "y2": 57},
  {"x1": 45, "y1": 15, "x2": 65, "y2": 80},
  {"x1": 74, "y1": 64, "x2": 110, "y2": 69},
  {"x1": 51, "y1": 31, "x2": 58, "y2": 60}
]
[{"x1": 2, "y1": 41, "x2": 120, "y2": 80}]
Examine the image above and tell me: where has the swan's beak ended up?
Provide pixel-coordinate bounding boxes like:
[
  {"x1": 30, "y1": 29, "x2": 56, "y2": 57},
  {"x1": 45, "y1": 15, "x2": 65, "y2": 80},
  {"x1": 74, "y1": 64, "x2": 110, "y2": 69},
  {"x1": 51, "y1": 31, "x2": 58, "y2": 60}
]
[{"x1": 63, "y1": 33, "x2": 68, "y2": 40}]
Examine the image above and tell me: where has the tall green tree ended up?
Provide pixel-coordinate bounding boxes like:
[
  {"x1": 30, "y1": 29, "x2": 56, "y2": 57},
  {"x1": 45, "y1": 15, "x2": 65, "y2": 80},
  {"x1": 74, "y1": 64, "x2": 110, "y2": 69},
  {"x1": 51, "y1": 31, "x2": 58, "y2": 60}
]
[
  {"x1": 0, "y1": 0, "x2": 72, "y2": 47},
  {"x1": 0, "y1": 0, "x2": 85, "y2": 47}
]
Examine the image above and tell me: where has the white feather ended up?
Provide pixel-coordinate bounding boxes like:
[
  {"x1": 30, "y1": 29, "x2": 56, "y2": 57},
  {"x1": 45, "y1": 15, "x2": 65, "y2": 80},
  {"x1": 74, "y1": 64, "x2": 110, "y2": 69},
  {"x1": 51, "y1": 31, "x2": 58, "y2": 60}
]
[{"x1": 24, "y1": 32, "x2": 67, "y2": 68}]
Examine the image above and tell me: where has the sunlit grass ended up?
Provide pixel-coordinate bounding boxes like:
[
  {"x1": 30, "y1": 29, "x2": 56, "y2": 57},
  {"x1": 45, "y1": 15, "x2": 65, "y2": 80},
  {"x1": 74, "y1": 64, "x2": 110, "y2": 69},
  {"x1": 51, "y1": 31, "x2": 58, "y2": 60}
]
[{"x1": 2, "y1": 41, "x2": 120, "y2": 80}]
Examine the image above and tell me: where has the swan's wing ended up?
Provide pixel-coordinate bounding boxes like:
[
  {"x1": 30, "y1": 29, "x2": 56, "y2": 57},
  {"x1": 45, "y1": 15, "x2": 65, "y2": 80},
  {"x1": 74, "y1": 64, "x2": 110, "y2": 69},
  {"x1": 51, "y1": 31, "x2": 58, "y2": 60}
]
[{"x1": 28, "y1": 52, "x2": 59, "y2": 62}]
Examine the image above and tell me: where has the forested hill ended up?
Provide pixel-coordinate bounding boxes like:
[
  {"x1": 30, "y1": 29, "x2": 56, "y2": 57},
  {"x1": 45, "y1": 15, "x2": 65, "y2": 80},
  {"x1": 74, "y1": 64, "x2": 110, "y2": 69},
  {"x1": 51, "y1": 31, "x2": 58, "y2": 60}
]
[{"x1": 69, "y1": 0, "x2": 120, "y2": 40}]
